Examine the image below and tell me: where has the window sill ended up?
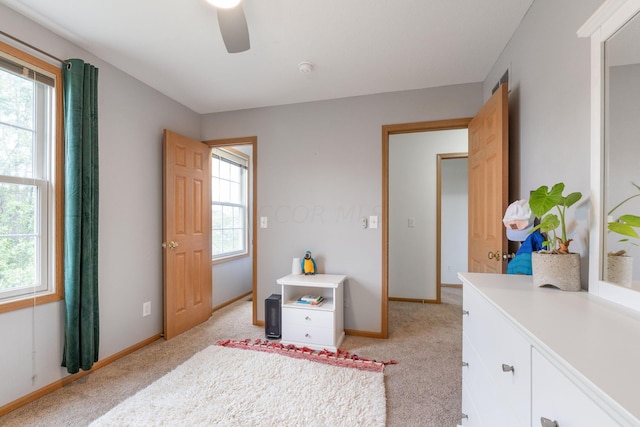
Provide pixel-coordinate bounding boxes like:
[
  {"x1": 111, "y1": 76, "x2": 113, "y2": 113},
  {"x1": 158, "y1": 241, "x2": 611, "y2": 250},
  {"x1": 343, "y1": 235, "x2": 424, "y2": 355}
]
[
  {"x1": 211, "y1": 252, "x2": 249, "y2": 265},
  {"x1": 0, "y1": 290, "x2": 64, "y2": 314}
]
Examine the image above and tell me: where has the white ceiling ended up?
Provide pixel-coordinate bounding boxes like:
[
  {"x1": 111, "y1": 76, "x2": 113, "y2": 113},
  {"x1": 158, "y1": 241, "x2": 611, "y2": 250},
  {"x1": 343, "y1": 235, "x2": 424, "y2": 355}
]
[{"x1": 1, "y1": 0, "x2": 534, "y2": 114}]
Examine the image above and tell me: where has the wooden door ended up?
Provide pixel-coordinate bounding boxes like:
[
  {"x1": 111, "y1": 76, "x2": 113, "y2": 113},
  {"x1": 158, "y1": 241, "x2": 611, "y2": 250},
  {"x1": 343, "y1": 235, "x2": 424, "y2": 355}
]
[
  {"x1": 468, "y1": 83, "x2": 509, "y2": 273},
  {"x1": 163, "y1": 129, "x2": 212, "y2": 339}
]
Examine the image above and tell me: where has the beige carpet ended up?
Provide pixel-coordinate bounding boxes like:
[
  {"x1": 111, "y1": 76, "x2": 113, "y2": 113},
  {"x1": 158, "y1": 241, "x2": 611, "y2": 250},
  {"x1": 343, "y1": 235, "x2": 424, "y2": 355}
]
[{"x1": 0, "y1": 287, "x2": 462, "y2": 426}]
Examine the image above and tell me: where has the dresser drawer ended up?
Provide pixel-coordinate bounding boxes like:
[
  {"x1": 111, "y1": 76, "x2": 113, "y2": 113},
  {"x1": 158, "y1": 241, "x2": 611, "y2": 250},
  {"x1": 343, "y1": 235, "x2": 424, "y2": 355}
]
[
  {"x1": 463, "y1": 284, "x2": 531, "y2": 425},
  {"x1": 531, "y1": 348, "x2": 615, "y2": 427},
  {"x1": 462, "y1": 334, "x2": 522, "y2": 427},
  {"x1": 282, "y1": 306, "x2": 334, "y2": 328}
]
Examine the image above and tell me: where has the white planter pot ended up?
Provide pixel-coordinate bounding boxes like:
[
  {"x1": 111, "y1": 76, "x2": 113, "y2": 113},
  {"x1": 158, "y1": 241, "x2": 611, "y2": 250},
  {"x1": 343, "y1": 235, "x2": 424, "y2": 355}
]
[
  {"x1": 532, "y1": 252, "x2": 581, "y2": 292},
  {"x1": 606, "y1": 255, "x2": 633, "y2": 287}
]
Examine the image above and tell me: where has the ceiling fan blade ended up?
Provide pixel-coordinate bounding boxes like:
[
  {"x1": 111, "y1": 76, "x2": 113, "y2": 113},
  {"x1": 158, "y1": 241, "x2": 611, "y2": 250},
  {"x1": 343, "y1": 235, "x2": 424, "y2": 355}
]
[{"x1": 216, "y1": 4, "x2": 250, "y2": 53}]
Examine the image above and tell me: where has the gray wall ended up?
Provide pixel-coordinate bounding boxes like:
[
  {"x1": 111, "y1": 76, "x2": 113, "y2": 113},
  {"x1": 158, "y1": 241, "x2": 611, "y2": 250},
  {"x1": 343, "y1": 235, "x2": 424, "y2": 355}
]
[
  {"x1": 0, "y1": 4, "x2": 201, "y2": 407},
  {"x1": 212, "y1": 256, "x2": 252, "y2": 307},
  {"x1": 201, "y1": 84, "x2": 483, "y2": 332},
  {"x1": 484, "y1": 0, "x2": 604, "y2": 285},
  {"x1": 441, "y1": 157, "x2": 469, "y2": 285}
]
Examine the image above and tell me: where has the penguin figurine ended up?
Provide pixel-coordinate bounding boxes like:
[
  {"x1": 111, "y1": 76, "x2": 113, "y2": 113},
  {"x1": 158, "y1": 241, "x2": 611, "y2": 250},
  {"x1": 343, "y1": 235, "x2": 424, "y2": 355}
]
[{"x1": 301, "y1": 250, "x2": 317, "y2": 275}]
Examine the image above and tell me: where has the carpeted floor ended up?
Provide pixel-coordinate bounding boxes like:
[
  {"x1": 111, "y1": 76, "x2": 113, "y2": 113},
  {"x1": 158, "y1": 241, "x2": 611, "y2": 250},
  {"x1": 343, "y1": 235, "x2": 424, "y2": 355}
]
[
  {"x1": 0, "y1": 287, "x2": 462, "y2": 427},
  {"x1": 90, "y1": 345, "x2": 386, "y2": 426}
]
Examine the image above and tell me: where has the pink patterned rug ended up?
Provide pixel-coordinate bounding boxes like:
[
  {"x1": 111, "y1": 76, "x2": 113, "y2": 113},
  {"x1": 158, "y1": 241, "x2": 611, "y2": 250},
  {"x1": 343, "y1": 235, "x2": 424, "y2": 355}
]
[{"x1": 215, "y1": 338, "x2": 397, "y2": 373}]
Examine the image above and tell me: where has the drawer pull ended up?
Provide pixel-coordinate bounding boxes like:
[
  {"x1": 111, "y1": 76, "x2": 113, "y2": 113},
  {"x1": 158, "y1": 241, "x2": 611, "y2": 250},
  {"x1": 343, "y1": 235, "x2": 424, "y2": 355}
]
[
  {"x1": 540, "y1": 417, "x2": 558, "y2": 427},
  {"x1": 305, "y1": 333, "x2": 311, "y2": 338},
  {"x1": 305, "y1": 316, "x2": 311, "y2": 321},
  {"x1": 461, "y1": 413, "x2": 468, "y2": 420},
  {"x1": 501, "y1": 363, "x2": 515, "y2": 373},
  {"x1": 462, "y1": 361, "x2": 469, "y2": 367},
  {"x1": 462, "y1": 309, "x2": 469, "y2": 316}
]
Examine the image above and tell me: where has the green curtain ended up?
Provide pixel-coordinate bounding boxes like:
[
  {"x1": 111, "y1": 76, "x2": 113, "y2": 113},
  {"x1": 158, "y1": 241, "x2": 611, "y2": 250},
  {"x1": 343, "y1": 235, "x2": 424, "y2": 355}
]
[{"x1": 61, "y1": 59, "x2": 99, "y2": 374}]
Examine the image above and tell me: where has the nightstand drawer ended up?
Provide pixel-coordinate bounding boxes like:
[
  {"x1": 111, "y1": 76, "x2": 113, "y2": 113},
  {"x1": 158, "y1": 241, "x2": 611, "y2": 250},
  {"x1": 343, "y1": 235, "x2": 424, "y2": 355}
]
[
  {"x1": 282, "y1": 307, "x2": 333, "y2": 328},
  {"x1": 282, "y1": 324, "x2": 334, "y2": 346}
]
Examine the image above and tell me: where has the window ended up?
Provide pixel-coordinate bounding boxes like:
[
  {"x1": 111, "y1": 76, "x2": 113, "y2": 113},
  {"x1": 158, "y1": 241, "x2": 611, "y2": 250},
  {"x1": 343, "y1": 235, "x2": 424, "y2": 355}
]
[
  {"x1": 211, "y1": 147, "x2": 248, "y2": 260},
  {"x1": 0, "y1": 41, "x2": 63, "y2": 312}
]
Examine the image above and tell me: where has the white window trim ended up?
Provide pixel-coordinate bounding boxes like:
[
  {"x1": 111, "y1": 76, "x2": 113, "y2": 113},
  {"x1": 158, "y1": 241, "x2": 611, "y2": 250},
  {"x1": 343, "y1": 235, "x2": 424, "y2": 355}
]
[
  {"x1": 211, "y1": 147, "x2": 249, "y2": 261},
  {"x1": 0, "y1": 40, "x2": 63, "y2": 312}
]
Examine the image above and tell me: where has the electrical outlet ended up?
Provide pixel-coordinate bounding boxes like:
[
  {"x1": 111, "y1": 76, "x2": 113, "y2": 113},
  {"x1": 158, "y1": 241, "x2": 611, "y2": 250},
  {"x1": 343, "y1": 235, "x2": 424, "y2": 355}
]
[
  {"x1": 260, "y1": 217, "x2": 268, "y2": 228},
  {"x1": 408, "y1": 217, "x2": 416, "y2": 228},
  {"x1": 143, "y1": 301, "x2": 151, "y2": 317},
  {"x1": 361, "y1": 217, "x2": 368, "y2": 229}
]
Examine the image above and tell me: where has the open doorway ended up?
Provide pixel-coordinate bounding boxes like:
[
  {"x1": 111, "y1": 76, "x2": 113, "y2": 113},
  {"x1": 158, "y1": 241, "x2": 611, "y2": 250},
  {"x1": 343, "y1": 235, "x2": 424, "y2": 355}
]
[
  {"x1": 381, "y1": 118, "x2": 470, "y2": 338},
  {"x1": 204, "y1": 136, "x2": 258, "y2": 325},
  {"x1": 437, "y1": 153, "x2": 468, "y2": 290}
]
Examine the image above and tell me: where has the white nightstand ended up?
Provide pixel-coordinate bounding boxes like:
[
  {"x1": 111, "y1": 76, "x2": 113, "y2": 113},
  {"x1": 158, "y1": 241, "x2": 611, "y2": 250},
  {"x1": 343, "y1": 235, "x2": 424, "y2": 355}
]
[{"x1": 276, "y1": 274, "x2": 346, "y2": 351}]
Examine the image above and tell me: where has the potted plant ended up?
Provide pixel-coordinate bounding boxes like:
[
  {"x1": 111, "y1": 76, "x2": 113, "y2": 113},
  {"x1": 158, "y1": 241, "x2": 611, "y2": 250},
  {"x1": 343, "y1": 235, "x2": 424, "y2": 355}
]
[
  {"x1": 606, "y1": 182, "x2": 640, "y2": 287},
  {"x1": 528, "y1": 183, "x2": 583, "y2": 291}
]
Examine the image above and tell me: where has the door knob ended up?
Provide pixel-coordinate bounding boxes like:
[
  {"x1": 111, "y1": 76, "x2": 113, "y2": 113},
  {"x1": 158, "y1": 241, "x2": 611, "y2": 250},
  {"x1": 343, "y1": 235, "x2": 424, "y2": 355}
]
[
  {"x1": 503, "y1": 252, "x2": 515, "y2": 261},
  {"x1": 487, "y1": 250, "x2": 501, "y2": 260},
  {"x1": 162, "y1": 241, "x2": 179, "y2": 250}
]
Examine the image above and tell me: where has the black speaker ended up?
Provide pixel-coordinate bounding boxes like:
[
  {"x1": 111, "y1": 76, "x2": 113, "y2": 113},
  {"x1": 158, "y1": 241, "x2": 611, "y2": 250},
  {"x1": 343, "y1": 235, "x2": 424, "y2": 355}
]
[{"x1": 265, "y1": 294, "x2": 281, "y2": 339}]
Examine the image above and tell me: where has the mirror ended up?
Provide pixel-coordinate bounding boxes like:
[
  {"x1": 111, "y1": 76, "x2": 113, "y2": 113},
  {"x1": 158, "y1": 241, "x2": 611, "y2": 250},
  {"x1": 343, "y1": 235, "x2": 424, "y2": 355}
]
[
  {"x1": 604, "y1": 9, "x2": 640, "y2": 291},
  {"x1": 580, "y1": 0, "x2": 640, "y2": 311}
]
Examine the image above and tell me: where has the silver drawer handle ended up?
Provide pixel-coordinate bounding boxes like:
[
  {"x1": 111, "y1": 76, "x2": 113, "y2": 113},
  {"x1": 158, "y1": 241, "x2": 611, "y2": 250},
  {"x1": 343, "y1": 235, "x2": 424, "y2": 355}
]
[
  {"x1": 540, "y1": 417, "x2": 558, "y2": 427},
  {"x1": 462, "y1": 309, "x2": 469, "y2": 316},
  {"x1": 501, "y1": 363, "x2": 514, "y2": 373},
  {"x1": 461, "y1": 413, "x2": 468, "y2": 420},
  {"x1": 305, "y1": 316, "x2": 311, "y2": 321},
  {"x1": 462, "y1": 361, "x2": 469, "y2": 367},
  {"x1": 305, "y1": 333, "x2": 311, "y2": 338}
]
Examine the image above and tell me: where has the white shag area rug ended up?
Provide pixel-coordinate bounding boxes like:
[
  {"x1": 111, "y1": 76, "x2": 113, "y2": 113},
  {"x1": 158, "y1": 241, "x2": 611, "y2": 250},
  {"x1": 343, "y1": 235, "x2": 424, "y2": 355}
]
[{"x1": 90, "y1": 345, "x2": 386, "y2": 426}]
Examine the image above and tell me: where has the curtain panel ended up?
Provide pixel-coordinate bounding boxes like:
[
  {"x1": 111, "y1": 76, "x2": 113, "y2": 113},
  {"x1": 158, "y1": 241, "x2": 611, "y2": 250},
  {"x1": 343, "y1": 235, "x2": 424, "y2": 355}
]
[{"x1": 61, "y1": 58, "x2": 99, "y2": 374}]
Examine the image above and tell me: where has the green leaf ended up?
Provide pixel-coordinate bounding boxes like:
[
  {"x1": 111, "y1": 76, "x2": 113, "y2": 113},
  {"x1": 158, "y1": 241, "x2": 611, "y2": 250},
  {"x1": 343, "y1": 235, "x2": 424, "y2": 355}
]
[
  {"x1": 620, "y1": 214, "x2": 640, "y2": 227},
  {"x1": 538, "y1": 213, "x2": 560, "y2": 234},
  {"x1": 561, "y1": 192, "x2": 582, "y2": 208},
  {"x1": 529, "y1": 183, "x2": 564, "y2": 218},
  {"x1": 608, "y1": 222, "x2": 640, "y2": 238}
]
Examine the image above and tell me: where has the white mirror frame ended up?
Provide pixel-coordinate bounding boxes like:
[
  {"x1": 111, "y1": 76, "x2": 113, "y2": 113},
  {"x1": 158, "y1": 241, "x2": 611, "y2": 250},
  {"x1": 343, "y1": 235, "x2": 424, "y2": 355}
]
[{"x1": 579, "y1": 0, "x2": 640, "y2": 311}]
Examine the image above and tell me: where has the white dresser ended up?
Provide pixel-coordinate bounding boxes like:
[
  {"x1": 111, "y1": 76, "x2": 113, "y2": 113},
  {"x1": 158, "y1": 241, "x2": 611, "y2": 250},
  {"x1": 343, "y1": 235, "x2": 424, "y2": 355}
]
[
  {"x1": 459, "y1": 272, "x2": 640, "y2": 427},
  {"x1": 276, "y1": 274, "x2": 345, "y2": 351}
]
